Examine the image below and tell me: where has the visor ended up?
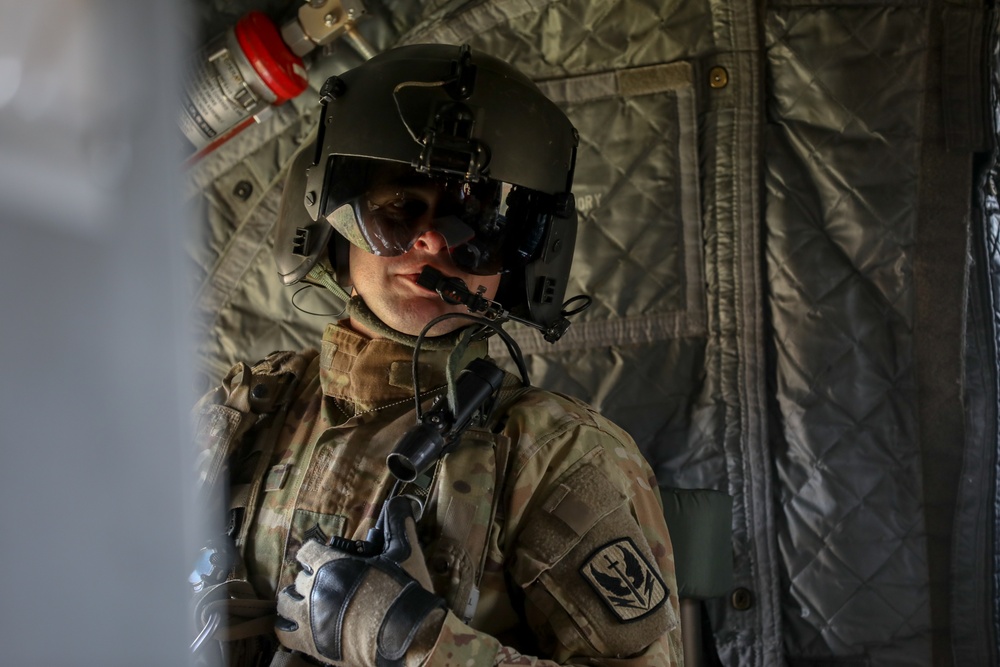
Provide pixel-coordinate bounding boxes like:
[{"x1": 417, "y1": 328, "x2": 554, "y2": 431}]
[{"x1": 321, "y1": 158, "x2": 523, "y2": 276}]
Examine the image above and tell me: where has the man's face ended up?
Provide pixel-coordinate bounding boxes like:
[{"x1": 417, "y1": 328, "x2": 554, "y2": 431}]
[{"x1": 347, "y1": 173, "x2": 502, "y2": 337}]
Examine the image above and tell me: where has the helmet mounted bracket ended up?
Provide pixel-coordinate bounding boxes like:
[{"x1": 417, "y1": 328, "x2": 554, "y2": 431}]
[
  {"x1": 444, "y1": 44, "x2": 476, "y2": 100},
  {"x1": 414, "y1": 101, "x2": 490, "y2": 182},
  {"x1": 411, "y1": 45, "x2": 486, "y2": 182}
]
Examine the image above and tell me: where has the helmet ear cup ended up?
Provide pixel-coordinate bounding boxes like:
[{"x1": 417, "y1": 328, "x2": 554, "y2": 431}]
[
  {"x1": 522, "y1": 207, "x2": 577, "y2": 329},
  {"x1": 497, "y1": 188, "x2": 577, "y2": 329},
  {"x1": 502, "y1": 186, "x2": 549, "y2": 269},
  {"x1": 274, "y1": 143, "x2": 330, "y2": 286}
]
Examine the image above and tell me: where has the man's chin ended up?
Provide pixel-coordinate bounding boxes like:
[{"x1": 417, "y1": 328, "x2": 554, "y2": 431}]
[
  {"x1": 400, "y1": 314, "x2": 466, "y2": 338},
  {"x1": 378, "y1": 301, "x2": 466, "y2": 338}
]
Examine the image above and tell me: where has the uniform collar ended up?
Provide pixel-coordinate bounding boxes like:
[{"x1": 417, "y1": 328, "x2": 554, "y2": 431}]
[{"x1": 318, "y1": 322, "x2": 487, "y2": 412}]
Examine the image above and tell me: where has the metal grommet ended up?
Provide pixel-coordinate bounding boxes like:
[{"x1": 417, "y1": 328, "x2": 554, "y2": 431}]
[
  {"x1": 432, "y1": 557, "x2": 450, "y2": 575},
  {"x1": 234, "y1": 180, "x2": 254, "y2": 201},
  {"x1": 251, "y1": 383, "x2": 269, "y2": 400},
  {"x1": 709, "y1": 66, "x2": 729, "y2": 89},
  {"x1": 731, "y1": 587, "x2": 753, "y2": 610}
]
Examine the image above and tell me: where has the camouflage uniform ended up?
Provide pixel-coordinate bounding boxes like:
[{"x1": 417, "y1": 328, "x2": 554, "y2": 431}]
[{"x1": 203, "y1": 322, "x2": 683, "y2": 666}]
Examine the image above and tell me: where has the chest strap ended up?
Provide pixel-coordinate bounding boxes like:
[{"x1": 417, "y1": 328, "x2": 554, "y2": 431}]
[
  {"x1": 193, "y1": 351, "x2": 318, "y2": 582},
  {"x1": 194, "y1": 350, "x2": 317, "y2": 498},
  {"x1": 190, "y1": 351, "x2": 318, "y2": 663}
]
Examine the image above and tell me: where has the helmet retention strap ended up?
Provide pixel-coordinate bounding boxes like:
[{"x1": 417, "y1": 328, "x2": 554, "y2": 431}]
[{"x1": 307, "y1": 263, "x2": 352, "y2": 305}]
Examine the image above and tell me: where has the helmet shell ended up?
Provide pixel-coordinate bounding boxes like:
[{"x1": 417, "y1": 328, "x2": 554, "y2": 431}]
[
  {"x1": 303, "y1": 43, "x2": 576, "y2": 210},
  {"x1": 275, "y1": 43, "x2": 579, "y2": 332}
]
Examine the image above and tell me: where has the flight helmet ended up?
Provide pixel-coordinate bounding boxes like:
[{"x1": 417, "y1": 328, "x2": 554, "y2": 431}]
[{"x1": 274, "y1": 43, "x2": 579, "y2": 334}]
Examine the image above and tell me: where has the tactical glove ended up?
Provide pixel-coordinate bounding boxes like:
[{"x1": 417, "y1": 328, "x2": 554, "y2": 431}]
[{"x1": 275, "y1": 496, "x2": 447, "y2": 667}]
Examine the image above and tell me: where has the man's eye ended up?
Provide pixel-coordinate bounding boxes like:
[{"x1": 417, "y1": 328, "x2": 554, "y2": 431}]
[{"x1": 369, "y1": 198, "x2": 427, "y2": 222}]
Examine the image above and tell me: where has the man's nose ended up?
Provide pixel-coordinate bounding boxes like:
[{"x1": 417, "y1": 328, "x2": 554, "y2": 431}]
[{"x1": 413, "y1": 227, "x2": 449, "y2": 254}]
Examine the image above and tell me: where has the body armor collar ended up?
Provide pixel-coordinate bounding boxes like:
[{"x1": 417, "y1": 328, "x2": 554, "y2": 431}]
[
  {"x1": 345, "y1": 295, "x2": 483, "y2": 350},
  {"x1": 318, "y1": 321, "x2": 487, "y2": 411}
]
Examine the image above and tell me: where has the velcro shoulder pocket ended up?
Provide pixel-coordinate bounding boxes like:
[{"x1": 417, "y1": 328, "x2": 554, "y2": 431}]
[{"x1": 513, "y1": 448, "x2": 676, "y2": 658}]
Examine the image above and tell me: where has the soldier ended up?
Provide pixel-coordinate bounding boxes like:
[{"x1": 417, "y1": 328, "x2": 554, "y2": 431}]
[{"x1": 192, "y1": 43, "x2": 683, "y2": 666}]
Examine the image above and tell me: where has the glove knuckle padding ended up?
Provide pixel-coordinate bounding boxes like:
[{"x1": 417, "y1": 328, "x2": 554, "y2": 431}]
[
  {"x1": 311, "y1": 557, "x2": 370, "y2": 661},
  {"x1": 329, "y1": 559, "x2": 445, "y2": 666},
  {"x1": 276, "y1": 534, "x2": 447, "y2": 667},
  {"x1": 276, "y1": 542, "x2": 339, "y2": 659},
  {"x1": 378, "y1": 582, "x2": 447, "y2": 662}
]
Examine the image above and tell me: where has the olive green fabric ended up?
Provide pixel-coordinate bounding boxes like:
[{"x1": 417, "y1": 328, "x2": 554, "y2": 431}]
[{"x1": 659, "y1": 488, "x2": 733, "y2": 600}]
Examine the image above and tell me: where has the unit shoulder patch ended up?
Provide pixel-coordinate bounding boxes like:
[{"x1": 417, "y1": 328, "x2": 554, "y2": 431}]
[{"x1": 579, "y1": 537, "x2": 668, "y2": 622}]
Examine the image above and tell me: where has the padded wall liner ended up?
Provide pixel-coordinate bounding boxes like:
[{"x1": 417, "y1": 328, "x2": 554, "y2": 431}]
[
  {"x1": 764, "y1": 3, "x2": 932, "y2": 664},
  {"x1": 957, "y1": 19, "x2": 1000, "y2": 658}
]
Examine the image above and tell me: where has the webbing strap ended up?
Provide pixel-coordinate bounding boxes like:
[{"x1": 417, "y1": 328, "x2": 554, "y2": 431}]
[
  {"x1": 200, "y1": 598, "x2": 277, "y2": 641},
  {"x1": 478, "y1": 372, "x2": 529, "y2": 580},
  {"x1": 232, "y1": 403, "x2": 291, "y2": 579},
  {"x1": 307, "y1": 263, "x2": 352, "y2": 305},
  {"x1": 194, "y1": 350, "x2": 317, "y2": 499},
  {"x1": 193, "y1": 581, "x2": 277, "y2": 646},
  {"x1": 191, "y1": 350, "x2": 318, "y2": 654}
]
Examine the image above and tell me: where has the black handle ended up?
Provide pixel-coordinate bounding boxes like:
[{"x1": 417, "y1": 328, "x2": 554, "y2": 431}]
[{"x1": 387, "y1": 357, "x2": 504, "y2": 482}]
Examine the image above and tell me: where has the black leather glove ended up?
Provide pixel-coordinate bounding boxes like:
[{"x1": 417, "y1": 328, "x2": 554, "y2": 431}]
[{"x1": 275, "y1": 496, "x2": 447, "y2": 667}]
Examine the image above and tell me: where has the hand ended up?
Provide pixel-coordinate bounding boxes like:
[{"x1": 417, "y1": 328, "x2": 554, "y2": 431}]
[{"x1": 275, "y1": 496, "x2": 447, "y2": 666}]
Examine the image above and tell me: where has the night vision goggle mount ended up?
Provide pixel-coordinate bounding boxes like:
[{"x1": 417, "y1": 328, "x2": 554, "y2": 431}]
[{"x1": 411, "y1": 46, "x2": 489, "y2": 183}]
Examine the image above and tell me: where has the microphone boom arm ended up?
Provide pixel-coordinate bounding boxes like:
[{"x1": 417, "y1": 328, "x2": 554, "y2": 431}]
[{"x1": 416, "y1": 266, "x2": 571, "y2": 342}]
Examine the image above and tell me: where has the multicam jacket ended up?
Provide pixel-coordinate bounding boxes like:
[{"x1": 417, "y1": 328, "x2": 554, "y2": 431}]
[{"x1": 198, "y1": 323, "x2": 683, "y2": 666}]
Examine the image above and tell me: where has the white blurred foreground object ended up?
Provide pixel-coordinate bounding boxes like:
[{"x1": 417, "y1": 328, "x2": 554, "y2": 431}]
[{"x1": 0, "y1": 2, "x2": 198, "y2": 665}]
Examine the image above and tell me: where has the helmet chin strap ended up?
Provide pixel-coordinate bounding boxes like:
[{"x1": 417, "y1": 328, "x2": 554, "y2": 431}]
[
  {"x1": 345, "y1": 296, "x2": 471, "y2": 351},
  {"x1": 306, "y1": 263, "x2": 353, "y2": 305}
]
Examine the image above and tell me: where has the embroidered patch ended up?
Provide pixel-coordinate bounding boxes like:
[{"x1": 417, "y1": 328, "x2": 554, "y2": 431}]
[
  {"x1": 580, "y1": 537, "x2": 668, "y2": 622},
  {"x1": 303, "y1": 523, "x2": 329, "y2": 545}
]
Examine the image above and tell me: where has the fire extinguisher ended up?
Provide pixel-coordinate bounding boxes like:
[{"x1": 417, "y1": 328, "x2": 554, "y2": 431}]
[{"x1": 180, "y1": 0, "x2": 372, "y2": 165}]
